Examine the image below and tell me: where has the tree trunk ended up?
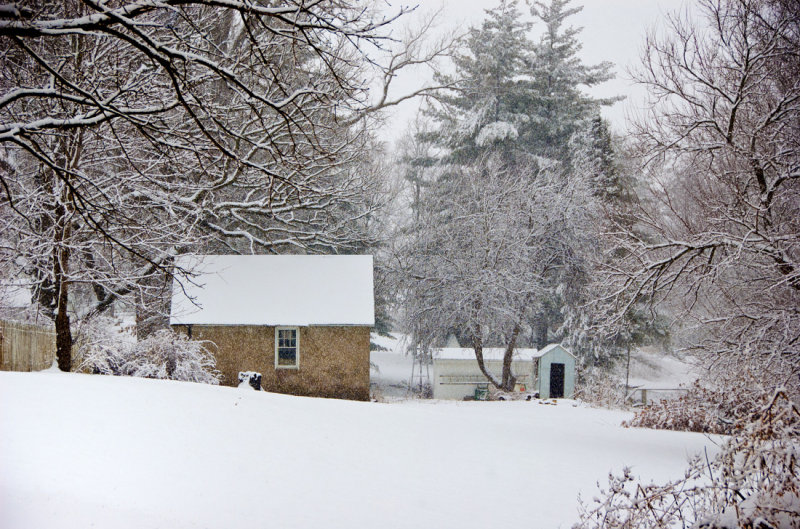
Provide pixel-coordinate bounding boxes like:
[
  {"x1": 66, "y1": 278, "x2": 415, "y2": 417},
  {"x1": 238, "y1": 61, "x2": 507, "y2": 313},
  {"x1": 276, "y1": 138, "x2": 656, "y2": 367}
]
[
  {"x1": 54, "y1": 288, "x2": 72, "y2": 371},
  {"x1": 500, "y1": 324, "x2": 520, "y2": 390},
  {"x1": 52, "y1": 124, "x2": 84, "y2": 371},
  {"x1": 471, "y1": 323, "x2": 519, "y2": 392},
  {"x1": 52, "y1": 146, "x2": 77, "y2": 371},
  {"x1": 471, "y1": 324, "x2": 500, "y2": 389},
  {"x1": 535, "y1": 312, "x2": 548, "y2": 350},
  {"x1": 53, "y1": 209, "x2": 72, "y2": 372}
]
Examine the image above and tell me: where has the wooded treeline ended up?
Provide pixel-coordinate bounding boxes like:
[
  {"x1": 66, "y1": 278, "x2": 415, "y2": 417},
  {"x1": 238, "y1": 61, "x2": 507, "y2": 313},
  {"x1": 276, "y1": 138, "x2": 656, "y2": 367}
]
[
  {"x1": 388, "y1": 0, "x2": 798, "y2": 400},
  {"x1": 391, "y1": 0, "x2": 651, "y2": 390},
  {"x1": 0, "y1": 0, "x2": 797, "y2": 405}
]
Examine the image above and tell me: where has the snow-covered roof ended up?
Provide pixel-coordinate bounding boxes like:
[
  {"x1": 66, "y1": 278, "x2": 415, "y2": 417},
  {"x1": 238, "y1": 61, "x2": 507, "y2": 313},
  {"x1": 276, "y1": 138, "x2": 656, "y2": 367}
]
[
  {"x1": 532, "y1": 344, "x2": 575, "y2": 359},
  {"x1": 170, "y1": 255, "x2": 374, "y2": 326},
  {"x1": 433, "y1": 347, "x2": 538, "y2": 362}
]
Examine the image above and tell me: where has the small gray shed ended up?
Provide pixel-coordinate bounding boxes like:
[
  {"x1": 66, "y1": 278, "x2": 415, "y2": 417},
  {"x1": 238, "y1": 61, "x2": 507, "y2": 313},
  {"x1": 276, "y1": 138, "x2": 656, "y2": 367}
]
[{"x1": 533, "y1": 344, "x2": 576, "y2": 399}]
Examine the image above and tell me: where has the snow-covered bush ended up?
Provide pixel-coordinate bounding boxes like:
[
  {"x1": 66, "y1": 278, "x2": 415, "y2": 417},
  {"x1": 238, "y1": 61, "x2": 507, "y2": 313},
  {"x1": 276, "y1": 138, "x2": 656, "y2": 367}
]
[
  {"x1": 78, "y1": 325, "x2": 220, "y2": 385},
  {"x1": 126, "y1": 330, "x2": 221, "y2": 384},
  {"x1": 574, "y1": 363, "x2": 625, "y2": 409},
  {"x1": 624, "y1": 370, "x2": 769, "y2": 435},
  {"x1": 74, "y1": 316, "x2": 135, "y2": 375},
  {"x1": 575, "y1": 390, "x2": 800, "y2": 529}
]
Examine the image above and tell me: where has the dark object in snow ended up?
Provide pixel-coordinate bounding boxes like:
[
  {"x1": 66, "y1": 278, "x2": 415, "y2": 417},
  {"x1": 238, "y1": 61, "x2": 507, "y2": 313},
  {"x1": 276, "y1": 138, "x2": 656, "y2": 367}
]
[
  {"x1": 474, "y1": 385, "x2": 489, "y2": 401},
  {"x1": 238, "y1": 372, "x2": 262, "y2": 391}
]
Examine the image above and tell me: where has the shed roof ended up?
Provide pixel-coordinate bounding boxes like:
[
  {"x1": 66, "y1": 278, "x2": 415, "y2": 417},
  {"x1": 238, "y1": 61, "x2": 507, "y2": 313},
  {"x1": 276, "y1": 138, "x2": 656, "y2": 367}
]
[
  {"x1": 433, "y1": 347, "x2": 538, "y2": 362},
  {"x1": 170, "y1": 255, "x2": 374, "y2": 326},
  {"x1": 532, "y1": 343, "x2": 575, "y2": 359}
]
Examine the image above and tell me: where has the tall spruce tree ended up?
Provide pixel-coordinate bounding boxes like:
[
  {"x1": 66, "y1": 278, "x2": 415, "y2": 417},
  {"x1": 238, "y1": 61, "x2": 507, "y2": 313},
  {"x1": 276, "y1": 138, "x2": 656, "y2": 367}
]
[
  {"x1": 523, "y1": 1, "x2": 619, "y2": 352},
  {"x1": 568, "y1": 117, "x2": 619, "y2": 200},
  {"x1": 526, "y1": 1, "x2": 617, "y2": 162},
  {"x1": 429, "y1": 0, "x2": 535, "y2": 164}
]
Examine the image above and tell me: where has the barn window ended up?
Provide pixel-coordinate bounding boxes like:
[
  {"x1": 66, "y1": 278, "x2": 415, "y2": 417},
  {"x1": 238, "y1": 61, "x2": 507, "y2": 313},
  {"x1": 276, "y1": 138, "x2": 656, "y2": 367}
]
[{"x1": 275, "y1": 327, "x2": 299, "y2": 369}]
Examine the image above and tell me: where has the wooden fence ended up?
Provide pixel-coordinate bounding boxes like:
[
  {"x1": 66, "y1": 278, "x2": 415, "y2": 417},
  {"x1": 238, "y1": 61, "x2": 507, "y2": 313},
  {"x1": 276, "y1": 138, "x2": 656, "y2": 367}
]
[
  {"x1": 626, "y1": 386, "x2": 689, "y2": 406},
  {"x1": 0, "y1": 320, "x2": 56, "y2": 372}
]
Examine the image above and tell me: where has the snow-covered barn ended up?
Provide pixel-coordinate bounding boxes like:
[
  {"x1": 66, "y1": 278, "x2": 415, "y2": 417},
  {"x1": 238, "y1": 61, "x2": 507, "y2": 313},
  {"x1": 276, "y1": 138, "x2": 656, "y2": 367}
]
[
  {"x1": 431, "y1": 343, "x2": 576, "y2": 400},
  {"x1": 170, "y1": 254, "x2": 374, "y2": 400}
]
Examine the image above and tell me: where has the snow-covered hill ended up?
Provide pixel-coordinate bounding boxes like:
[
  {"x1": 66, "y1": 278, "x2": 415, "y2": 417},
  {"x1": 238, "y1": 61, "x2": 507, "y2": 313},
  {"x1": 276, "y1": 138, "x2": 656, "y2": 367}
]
[{"x1": 1, "y1": 369, "x2": 717, "y2": 529}]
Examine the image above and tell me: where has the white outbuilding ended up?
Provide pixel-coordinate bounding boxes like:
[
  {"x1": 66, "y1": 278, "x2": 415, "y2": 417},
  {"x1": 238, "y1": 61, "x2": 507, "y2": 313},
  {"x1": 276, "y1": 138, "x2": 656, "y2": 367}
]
[{"x1": 431, "y1": 347, "x2": 537, "y2": 400}]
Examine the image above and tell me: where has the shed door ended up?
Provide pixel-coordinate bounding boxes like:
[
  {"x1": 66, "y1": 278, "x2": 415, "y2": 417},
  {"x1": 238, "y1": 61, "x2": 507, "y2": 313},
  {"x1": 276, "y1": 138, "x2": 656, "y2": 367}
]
[{"x1": 550, "y1": 363, "x2": 565, "y2": 399}]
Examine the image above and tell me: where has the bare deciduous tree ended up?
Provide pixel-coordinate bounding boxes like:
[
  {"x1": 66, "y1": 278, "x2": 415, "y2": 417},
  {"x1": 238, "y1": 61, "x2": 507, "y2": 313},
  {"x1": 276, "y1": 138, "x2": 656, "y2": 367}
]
[
  {"x1": 397, "y1": 153, "x2": 597, "y2": 391},
  {"x1": 603, "y1": 0, "x2": 800, "y2": 390},
  {"x1": 0, "y1": 0, "x2": 451, "y2": 369}
]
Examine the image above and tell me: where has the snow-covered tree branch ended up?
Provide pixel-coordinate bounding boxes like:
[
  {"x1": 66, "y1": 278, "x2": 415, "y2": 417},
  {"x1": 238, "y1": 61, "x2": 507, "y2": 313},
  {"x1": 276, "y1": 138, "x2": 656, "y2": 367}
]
[
  {"x1": 0, "y1": 0, "x2": 453, "y2": 370},
  {"x1": 601, "y1": 0, "x2": 800, "y2": 393}
]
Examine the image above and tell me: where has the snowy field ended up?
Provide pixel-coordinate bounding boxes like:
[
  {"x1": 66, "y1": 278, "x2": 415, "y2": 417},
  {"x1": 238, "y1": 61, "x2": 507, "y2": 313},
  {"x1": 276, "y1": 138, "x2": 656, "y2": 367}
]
[{"x1": 1, "y1": 365, "x2": 718, "y2": 529}]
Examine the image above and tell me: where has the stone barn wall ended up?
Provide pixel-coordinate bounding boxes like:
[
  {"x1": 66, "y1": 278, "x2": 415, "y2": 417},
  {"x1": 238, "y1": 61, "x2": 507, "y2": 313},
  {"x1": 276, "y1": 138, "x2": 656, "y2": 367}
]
[{"x1": 173, "y1": 325, "x2": 370, "y2": 400}]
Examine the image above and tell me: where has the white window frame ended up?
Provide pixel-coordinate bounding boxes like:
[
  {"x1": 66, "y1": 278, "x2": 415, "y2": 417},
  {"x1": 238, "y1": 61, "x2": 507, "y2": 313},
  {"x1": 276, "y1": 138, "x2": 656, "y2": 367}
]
[{"x1": 275, "y1": 326, "x2": 300, "y2": 369}]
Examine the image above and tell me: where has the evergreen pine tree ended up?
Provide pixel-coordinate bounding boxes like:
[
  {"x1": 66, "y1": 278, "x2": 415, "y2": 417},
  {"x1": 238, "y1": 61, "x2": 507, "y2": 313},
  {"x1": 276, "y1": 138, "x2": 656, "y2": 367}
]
[
  {"x1": 568, "y1": 116, "x2": 620, "y2": 201},
  {"x1": 526, "y1": 0, "x2": 618, "y2": 163},
  {"x1": 429, "y1": 0, "x2": 534, "y2": 163}
]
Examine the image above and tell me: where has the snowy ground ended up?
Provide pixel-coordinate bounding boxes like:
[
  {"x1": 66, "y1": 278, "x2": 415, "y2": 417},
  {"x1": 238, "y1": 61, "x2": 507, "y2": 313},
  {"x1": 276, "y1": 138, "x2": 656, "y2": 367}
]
[
  {"x1": 1, "y1": 366, "x2": 719, "y2": 529},
  {"x1": 626, "y1": 346, "x2": 699, "y2": 388}
]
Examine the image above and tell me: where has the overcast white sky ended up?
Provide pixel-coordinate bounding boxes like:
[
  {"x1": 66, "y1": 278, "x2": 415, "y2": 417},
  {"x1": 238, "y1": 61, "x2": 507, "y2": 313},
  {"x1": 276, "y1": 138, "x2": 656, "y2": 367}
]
[{"x1": 376, "y1": 0, "x2": 691, "y2": 145}]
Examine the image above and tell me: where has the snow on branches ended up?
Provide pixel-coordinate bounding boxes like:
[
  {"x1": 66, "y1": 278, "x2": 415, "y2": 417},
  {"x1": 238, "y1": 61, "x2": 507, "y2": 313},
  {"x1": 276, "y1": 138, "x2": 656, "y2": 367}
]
[
  {"x1": 576, "y1": 390, "x2": 800, "y2": 529},
  {"x1": 77, "y1": 321, "x2": 220, "y2": 385},
  {"x1": 600, "y1": 0, "x2": 800, "y2": 383},
  {"x1": 0, "y1": 0, "x2": 453, "y2": 370}
]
